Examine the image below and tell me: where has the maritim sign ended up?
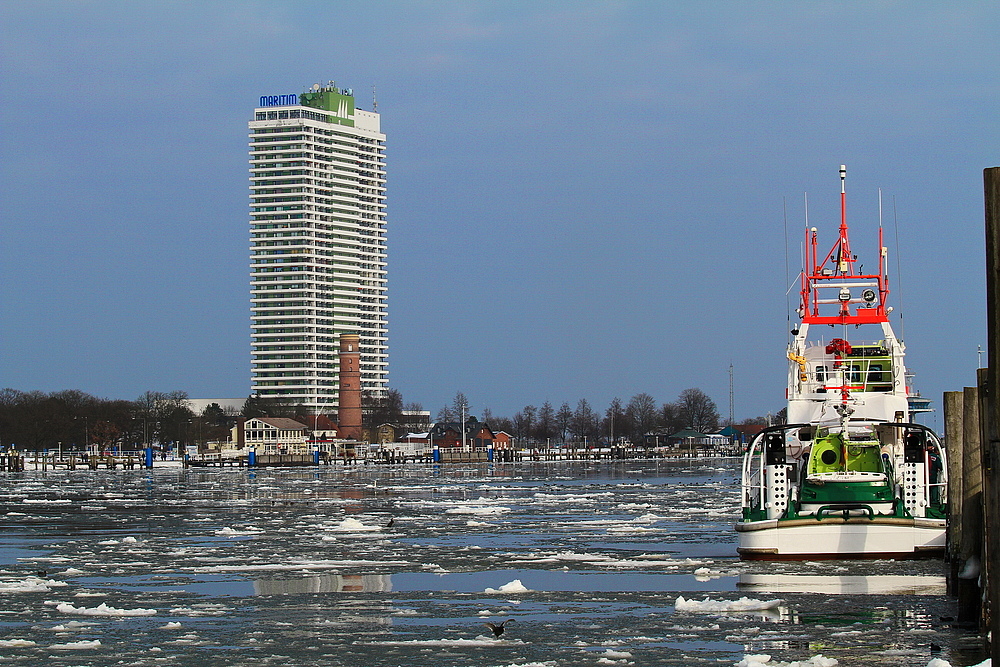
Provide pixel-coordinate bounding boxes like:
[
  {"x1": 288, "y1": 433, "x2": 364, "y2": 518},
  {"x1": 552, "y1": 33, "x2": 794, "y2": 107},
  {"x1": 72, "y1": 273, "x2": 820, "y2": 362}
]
[{"x1": 259, "y1": 94, "x2": 299, "y2": 107}]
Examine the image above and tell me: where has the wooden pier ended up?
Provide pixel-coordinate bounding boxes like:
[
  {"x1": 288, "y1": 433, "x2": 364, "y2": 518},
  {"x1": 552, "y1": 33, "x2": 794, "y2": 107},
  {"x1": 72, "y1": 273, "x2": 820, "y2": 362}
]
[{"x1": 944, "y1": 165, "x2": 1000, "y2": 658}]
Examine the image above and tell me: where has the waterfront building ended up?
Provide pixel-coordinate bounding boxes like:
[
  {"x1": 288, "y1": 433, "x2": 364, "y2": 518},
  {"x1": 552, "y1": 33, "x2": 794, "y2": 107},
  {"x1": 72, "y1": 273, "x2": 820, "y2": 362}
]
[
  {"x1": 235, "y1": 417, "x2": 310, "y2": 454},
  {"x1": 249, "y1": 82, "x2": 388, "y2": 412},
  {"x1": 430, "y1": 420, "x2": 498, "y2": 449}
]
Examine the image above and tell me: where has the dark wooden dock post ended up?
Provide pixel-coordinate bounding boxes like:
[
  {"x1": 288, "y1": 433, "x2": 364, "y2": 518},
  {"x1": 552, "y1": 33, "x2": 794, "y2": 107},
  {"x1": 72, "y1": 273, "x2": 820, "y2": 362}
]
[
  {"x1": 960, "y1": 385, "x2": 983, "y2": 623},
  {"x1": 945, "y1": 390, "x2": 964, "y2": 567},
  {"x1": 983, "y1": 166, "x2": 1000, "y2": 656}
]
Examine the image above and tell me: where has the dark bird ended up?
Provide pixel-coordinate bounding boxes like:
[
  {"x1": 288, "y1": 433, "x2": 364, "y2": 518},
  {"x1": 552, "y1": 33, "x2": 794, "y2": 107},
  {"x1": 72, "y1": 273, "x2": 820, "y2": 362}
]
[
  {"x1": 35, "y1": 570, "x2": 46, "y2": 578},
  {"x1": 483, "y1": 619, "x2": 514, "y2": 638},
  {"x1": 386, "y1": 518, "x2": 394, "y2": 528}
]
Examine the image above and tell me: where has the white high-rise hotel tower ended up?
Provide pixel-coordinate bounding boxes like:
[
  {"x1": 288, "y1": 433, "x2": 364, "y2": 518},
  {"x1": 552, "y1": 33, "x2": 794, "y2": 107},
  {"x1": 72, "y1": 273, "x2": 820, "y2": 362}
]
[{"x1": 249, "y1": 83, "x2": 387, "y2": 411}]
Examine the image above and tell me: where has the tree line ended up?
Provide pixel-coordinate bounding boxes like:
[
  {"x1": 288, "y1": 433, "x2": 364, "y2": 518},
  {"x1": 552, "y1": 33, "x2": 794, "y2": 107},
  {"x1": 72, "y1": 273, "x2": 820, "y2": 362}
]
[
  {"x1": 0, "y1": 385, "x2": 778, "y2": 452},
  {"x1": 0, "y1": 389, "x2": 235, "y2": 452},
  {"x1": 436, "y1": 388, "x2": 776, "y2": 446},
  {"x1": 0, "y1": 387, "x2": 424, "y2": 452}
]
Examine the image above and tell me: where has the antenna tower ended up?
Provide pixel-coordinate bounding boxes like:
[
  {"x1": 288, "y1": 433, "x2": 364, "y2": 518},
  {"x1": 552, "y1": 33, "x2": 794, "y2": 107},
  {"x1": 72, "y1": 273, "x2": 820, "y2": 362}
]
[{"x1": 729, "y1": 363, "x2": 734, "y2": 425}]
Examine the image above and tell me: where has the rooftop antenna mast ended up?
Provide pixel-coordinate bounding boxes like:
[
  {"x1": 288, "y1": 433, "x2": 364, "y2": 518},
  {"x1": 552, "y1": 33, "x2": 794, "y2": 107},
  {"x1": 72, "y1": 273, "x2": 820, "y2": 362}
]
[
  {"x1": 729, "y1": 362, "x2": 734, "y2": 425},
  {"x1": 372, "y1": 84, "x2": 378, "y2": 112}
]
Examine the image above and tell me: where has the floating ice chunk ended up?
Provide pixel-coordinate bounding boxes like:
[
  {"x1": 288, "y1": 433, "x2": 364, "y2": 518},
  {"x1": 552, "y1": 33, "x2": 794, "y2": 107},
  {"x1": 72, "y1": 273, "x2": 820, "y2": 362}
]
[
  {"x1": 50, "y1": 621, "x2": 91, "y2": 631},
  {"x1": 445, "y1": 505, "x2": 509, "y2": 515},
  {"x1": 0, "y1": 576, "x2": 68, "y2": 593},
  {"x1": 735, "y1": 655, "x2": 838, "y2": 667},
  {"x1": 56, "y1": 601, "x2": 157, "y2": 617},
  {"x1": 62, "y1": 568, "x2": 84, "y2": 576},
  {"x1": 49, "y1": 639, "x2": 102, "y2": 650},
  {"x1": 485, "y1": 579, "x2": 530, "y2": 594},
  {"x1": 160, "y1": 621, "x2": 183, "y2": 630},
  {"x1": 601, "y1": 649, "x2": 633, "y2": 658},
  {"x1": 960, "y1": 556, "x2": 982, "y2": 580},
  {"x1": 122, "y1": 536, "x2": 137, "y2": 544},
  {"x1": 0, "y1": 639, "x2": 36, "y2": 647},
  {"x1": 216, "y1": 527, "x2": 264, "y2": 537},
  {"x1": 331, "y1": 517, "x2": 382, "y2": 532},
  {"x1": 372, "y1": 637, "x2": 525, "y2": 646},
  {"x1": 676, "y1": 596, "x2": 781, "y2": 612}
]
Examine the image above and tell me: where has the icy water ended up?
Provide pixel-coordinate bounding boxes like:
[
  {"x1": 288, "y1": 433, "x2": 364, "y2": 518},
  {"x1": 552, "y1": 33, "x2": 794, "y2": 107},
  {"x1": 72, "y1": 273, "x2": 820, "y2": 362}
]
[{"x1": 0, "y1": 459, "x2": 987, "y2": 666}]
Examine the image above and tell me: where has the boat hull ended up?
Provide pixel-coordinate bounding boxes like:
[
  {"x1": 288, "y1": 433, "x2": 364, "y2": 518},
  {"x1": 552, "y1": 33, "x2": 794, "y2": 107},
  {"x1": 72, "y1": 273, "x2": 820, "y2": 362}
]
[{"x1": 735, "y1": 516, "x2": 946, "y2": 560}]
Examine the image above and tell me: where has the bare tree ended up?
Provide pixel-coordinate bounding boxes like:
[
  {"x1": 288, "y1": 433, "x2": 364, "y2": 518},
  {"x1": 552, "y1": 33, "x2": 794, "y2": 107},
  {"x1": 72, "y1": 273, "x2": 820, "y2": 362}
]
[
  {"x1": 570, "y1": 399, "x2": 598, "y2": 443},
  {"x1": 535, "y1": 401, "x2": 556, "y2": 443},
  {"x1": 677, "y1": 388, "x2": 720, "y2": 433},
  {"x1": 363, "y1": 388, "x2": 404, "y2": 429},
  {"x1": 480, "y1": 406, "x2": 495, "y2": 426},
  {"x1": 514, "y1": 405, "x2": 536, "y2": 445},
  {"x1": 625, "y1": 393, "x2": 658, "y2": 441},
  {"x1": 556, "y1": 402, "x2": 573, "y2": 442},
  {"x1": 603, "y1": 397, "x2": 625, "y2": 444},
  {"x1": 436, "y1": 404, "x2": 456, "y2": 422},
  {"x1": 659, "y1": 401, "x2": 686, "y2": 434},
  {"x1": 451, "y1": 391, "x2": 471, "y2": 420}
]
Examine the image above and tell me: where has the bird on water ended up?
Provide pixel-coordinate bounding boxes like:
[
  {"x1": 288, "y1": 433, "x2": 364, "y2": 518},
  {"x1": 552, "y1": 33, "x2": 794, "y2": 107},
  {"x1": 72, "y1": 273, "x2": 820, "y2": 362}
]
[{"x1": 483, "y1": 619, "x2": 514, "y2": 638}]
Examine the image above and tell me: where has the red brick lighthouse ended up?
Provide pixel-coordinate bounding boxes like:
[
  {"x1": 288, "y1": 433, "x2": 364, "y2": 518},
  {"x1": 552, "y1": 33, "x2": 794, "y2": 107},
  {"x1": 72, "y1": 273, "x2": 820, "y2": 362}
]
[{"x1": 337, "y1": 333, "x2": 363, "y2": 440}]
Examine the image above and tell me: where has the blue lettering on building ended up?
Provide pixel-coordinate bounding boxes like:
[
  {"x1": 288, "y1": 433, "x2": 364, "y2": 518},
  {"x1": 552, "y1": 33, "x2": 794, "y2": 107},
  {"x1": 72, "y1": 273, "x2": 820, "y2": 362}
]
[{"x1": 259, "y1": 94, "x2": 299, "y2": 107}]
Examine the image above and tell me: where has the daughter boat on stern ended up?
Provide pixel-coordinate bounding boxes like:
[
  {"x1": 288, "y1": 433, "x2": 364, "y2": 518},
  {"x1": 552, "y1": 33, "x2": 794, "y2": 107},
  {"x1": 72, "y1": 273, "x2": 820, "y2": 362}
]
[{"x1": 736, "y1": 165, "x2": 947, "y2": 560}]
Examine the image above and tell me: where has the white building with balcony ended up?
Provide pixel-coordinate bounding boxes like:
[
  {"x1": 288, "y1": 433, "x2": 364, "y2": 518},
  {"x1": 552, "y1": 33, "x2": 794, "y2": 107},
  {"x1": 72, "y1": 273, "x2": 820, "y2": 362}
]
[
  {"x1": 249, "y1": 82, "x2": 388, "y2": 412},
  {"x1": 237, "y1": 417, "x2": 310, "y2": 455}
]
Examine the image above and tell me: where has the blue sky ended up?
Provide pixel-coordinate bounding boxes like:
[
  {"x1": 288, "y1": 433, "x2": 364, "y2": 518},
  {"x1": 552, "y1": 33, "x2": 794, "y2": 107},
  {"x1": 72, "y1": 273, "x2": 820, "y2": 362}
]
[{"x1": 1, "y1": 2, "x2": 996, "y2": 427}]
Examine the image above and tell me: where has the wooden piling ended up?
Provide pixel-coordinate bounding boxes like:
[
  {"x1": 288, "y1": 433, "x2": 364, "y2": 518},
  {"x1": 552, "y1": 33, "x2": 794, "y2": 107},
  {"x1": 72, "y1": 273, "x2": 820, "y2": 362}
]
[
  {"x1": 945, "y1": 390, "x2": 965, "y2": 567},
  {"x1": 959, "y1": 386, "x2": 983, "y2": 624},
  {"x1": 983, "y1": 166, "x2": 1000, "y2": 656}
]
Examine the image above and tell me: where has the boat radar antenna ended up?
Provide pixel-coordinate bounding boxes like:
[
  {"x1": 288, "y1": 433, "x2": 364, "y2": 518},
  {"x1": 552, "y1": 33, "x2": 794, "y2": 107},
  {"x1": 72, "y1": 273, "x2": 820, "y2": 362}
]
[{"x1": 799, "y1": 164, "x2": 889, "y2": 327}]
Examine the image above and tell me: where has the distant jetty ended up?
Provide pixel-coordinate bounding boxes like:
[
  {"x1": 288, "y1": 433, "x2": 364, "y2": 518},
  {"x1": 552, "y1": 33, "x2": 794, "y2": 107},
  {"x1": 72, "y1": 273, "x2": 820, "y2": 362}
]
[{"x1": 1, "y1": 443, "x2": 732, "y2": 472}]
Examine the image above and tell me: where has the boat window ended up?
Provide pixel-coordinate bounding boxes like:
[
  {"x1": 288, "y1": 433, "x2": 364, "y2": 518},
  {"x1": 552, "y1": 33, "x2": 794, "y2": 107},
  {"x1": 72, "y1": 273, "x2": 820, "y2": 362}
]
[
  {"x1": 816, "y1": 366, "x2": 826, "y2": 382},
  {"x1": 868, "y1": 364, "x2": 883, "y2": 383},
  {"x1": 849, "y1": 364, "x2": 862, "y2": 383}
]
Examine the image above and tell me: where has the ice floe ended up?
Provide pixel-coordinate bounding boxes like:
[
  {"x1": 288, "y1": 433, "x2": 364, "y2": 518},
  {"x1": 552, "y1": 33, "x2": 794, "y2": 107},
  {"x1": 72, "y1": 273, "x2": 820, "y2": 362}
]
[
  {"x1": 0, "y1": 576, "x2": 68, "y2": 593},
  {"x1": 49, "y1": 639, "x2": 102, "y2": 650},
  {"x1": 676, "y1": 596, "x2": 782, "y2": 612},
  {"x1": 372, "y1": 637, "x2": 525, "y2": 646},
  {"x1": 485, "y1": 579, "x2": 530, "y2": 594},
  {"x1": 215, "y1": 526, "x2": 264, "y2": 536},
  {"x1": 330, "y1": 517, "x2": 383, "y2": 532},
  {"x1": 55, "y1": 601, "x2": 157, "y2": 616}
]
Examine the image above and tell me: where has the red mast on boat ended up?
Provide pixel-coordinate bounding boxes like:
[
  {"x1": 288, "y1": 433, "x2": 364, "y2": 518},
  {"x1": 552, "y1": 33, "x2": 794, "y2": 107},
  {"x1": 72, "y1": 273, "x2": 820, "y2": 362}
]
[{"x1": 799, "y1": 165, "x2": 890, "y2": 327}]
